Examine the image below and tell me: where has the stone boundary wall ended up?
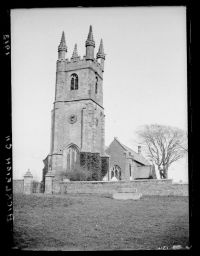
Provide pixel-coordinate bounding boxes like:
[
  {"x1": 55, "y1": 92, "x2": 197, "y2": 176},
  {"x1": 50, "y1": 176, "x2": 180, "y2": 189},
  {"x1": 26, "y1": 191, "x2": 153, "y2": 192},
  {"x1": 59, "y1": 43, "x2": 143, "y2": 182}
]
[
  {"x1": 53, "y1": 179, "x2": 188, "y2": 196},
  {"x1": 13, "y1": 178, "x2": 188, "y2": 196},
  {"x1": 13, "y1": 179, "x2": 42, "y2": 194},
  {"x1": 13, "y1": 180, "x2": 24, "y2": 193}
]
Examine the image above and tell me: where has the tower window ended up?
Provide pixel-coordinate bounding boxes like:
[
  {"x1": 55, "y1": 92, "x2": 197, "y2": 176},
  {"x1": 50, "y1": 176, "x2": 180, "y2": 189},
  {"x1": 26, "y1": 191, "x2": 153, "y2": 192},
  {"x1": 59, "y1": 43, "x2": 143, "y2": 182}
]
[
  {"x1": 71, "y1": 73, "x2": 78, "y2": 90},
  {"x1": 66, "y1": 144, "x2": 79, "y2": 172},
  {"x1": 95, "y1": 76, "x2": 98, "y2": 94}
]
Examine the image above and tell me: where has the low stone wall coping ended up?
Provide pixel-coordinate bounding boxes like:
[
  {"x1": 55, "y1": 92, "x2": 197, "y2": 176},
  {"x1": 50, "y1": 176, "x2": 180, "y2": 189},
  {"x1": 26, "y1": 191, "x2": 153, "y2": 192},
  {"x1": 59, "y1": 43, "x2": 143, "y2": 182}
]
[
  {"x1": 59, "y1": 179, "x2": 173, "y2": 185},
  {"x1": 56, "y1": 178, "x2": 187, "y2": 196},
  {"x1": 130, "y1": 179, "x2": 172, "y2": 183}
]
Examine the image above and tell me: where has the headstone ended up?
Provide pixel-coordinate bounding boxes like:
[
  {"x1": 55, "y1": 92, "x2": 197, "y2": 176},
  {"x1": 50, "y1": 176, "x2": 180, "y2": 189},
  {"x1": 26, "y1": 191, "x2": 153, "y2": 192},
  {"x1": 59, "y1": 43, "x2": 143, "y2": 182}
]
[
  {"x1": 45, "y1": 169, "x2": 55, "y2": 194},
  {"x1": 111, "y1": 176, "x2": 118, "y2": 181},
  {"x1": 172, "y1": 245, "x2": 183, "y2": 250},
  {"x1": 102, "y1": 175, "x2": 108, "y2": 181},
  {"x1": 23, "y1": 169, "x2": 33, "y2": 194},
  {"x1": 63, "y1": 178, "x2": 70, "y2": 182}
]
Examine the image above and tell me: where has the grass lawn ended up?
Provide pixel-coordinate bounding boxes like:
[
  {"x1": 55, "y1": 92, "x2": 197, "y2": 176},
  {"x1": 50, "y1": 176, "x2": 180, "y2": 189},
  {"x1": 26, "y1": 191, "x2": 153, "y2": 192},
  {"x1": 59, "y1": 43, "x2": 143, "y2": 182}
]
[{"x1": 13, "y1": 193, "x2": 189, "y2": 251}]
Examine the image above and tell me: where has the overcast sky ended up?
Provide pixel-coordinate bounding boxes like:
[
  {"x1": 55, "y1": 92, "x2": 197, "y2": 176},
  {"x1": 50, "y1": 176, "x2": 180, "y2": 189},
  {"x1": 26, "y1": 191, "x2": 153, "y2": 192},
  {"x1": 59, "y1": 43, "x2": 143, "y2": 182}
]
[{"x1": 11, "y1": 7, "x2": 187, "y2": 182}]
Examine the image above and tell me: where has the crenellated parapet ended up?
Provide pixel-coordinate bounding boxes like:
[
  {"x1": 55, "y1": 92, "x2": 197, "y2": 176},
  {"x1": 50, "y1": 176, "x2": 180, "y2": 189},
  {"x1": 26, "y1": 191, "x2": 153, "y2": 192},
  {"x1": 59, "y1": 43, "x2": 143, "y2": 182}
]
[
  {"x1": 66, "y1": 58, "x2": 103, "y2": 78},
  {"x1": 57, "y1": 55, "x2": 104, "y2": 75}
]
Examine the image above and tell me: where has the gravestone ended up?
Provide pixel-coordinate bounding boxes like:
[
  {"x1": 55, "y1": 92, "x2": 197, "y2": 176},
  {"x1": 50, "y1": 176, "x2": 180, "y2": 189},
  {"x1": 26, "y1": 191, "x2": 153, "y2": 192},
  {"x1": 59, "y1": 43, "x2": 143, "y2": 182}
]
[{"x1": 111, "y1": 176, "x2": 118, "y2": 182}]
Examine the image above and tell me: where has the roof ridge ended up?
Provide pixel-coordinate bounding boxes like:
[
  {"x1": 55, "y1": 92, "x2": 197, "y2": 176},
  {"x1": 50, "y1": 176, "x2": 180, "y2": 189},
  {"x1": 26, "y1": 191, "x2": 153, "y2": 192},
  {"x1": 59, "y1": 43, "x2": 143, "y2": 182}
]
[
  {"x1": 114, "y1": 137, "x2": 150, "y2": 165},
  {"x1": 114, "y1": 137, "x2": 127, "y2": 151},
  {"x1": 121, "y1": 142, "x2": 138, "y2": 155}
]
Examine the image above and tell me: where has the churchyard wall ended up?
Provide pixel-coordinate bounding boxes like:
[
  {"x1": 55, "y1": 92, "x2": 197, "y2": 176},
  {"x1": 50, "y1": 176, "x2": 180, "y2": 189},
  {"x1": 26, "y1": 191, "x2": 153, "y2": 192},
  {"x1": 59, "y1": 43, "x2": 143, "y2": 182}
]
[
  {"x1": 54, "y1": 179, "x2": 188, "y2": 196},
  {"x1": 13, "y1": 179, "x2": 42, "y2": 194},
  {"x1": 13, "y1": 179, "x2": 24, "y2": 193},
  {"x1": 13, "y1": 178, "x2": 188, "y2": 196}
]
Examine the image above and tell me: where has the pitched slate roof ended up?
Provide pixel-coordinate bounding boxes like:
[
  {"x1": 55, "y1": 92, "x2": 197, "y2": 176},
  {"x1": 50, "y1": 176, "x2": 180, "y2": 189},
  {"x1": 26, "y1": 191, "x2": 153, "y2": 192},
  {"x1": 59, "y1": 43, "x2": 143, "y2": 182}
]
[{"x1": 114, "y1": 137, "x2": 150, "y2": 166}]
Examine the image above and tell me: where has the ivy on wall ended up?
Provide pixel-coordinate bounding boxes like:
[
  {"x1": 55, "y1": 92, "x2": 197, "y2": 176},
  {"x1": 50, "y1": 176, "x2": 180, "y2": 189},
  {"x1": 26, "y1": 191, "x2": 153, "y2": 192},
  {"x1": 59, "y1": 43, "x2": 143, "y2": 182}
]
[
  {"x1": 91, "y1": 153, "x2": 101, "y2": 180},
  {"x1": 41, "y1": 157, "x2": 49, "y2": 192},
  {"x1": 80, "y1": 152, "x2": 101, "y2": 181},
  {"x1": 80, "y1": 152, "x2": 87, "y2": 168},
  {"x1": 101, "y1": 156, "x2": 109, "y2": 179},
  {"x1": 44, "y1": 153, "x2": 110, "y2": 182}
]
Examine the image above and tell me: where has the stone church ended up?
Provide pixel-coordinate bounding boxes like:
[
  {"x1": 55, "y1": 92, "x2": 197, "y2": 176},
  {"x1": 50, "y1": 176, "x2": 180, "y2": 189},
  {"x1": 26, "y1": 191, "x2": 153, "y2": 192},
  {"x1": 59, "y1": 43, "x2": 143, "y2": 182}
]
[{"x1": 42, "y1": 26, "x2": 156, "y2": 183}]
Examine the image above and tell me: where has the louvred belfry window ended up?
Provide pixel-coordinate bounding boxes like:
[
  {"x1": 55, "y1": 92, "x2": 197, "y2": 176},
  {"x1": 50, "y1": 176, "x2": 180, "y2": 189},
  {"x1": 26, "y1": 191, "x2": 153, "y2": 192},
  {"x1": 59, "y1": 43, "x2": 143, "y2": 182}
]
[{"x1": 71, "y1": 73, "x2": 78, "y2": 90}]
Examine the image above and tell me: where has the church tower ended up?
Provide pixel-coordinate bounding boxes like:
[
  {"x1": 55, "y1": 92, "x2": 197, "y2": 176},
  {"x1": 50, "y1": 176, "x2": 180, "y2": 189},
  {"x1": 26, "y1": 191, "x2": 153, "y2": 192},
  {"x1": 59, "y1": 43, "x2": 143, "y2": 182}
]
[{"x1": 43, "y1": 26, "x2": 107, "y2": 179}]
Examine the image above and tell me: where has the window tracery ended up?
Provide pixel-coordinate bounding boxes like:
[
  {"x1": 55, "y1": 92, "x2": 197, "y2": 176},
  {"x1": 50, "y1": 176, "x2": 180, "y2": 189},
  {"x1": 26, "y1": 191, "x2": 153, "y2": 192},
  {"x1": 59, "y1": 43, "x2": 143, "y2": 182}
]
[
  {"x1": 66, "y1": 144, "x2": 79, "y2": 171},
  {"x1": 71, "y1": 73, "x2": 78, "y2": 90}
]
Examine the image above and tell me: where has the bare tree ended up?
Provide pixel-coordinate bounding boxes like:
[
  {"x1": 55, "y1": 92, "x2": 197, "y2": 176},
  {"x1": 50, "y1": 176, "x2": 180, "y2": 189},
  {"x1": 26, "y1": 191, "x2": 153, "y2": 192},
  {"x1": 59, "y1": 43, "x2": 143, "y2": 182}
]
[{"x1": 136, "y1": 124, "x2": 187, "y2": 179}]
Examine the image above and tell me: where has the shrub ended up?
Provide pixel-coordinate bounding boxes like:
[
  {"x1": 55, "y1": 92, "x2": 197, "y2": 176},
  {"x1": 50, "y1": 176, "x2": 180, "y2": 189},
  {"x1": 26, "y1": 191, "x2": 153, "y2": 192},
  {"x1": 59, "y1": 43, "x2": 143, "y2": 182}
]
[
  {"x1": 58, "y1": 170, "x2": 68, "y2": 180},
  {"x1": 59, "y1": 152, "x2": 104, "y2": 181},
  {"x1": 101, "y1": 157, "x2": 109, "y2": 179}
]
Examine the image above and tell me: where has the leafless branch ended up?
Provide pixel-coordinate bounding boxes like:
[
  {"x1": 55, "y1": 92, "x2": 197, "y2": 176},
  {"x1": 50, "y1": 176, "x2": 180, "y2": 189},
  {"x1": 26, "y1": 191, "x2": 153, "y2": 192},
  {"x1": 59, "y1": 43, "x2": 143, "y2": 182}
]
[{"x1": 136, "y1": 124, "x2": 187, "y2": 178}]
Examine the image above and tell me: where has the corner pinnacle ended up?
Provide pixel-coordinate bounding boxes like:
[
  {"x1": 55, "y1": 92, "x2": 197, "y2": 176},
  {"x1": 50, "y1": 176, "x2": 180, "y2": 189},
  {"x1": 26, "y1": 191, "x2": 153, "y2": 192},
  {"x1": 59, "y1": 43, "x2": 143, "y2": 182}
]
[
  {"x1": 71, "y1": 44, "x2": 80, "y2": 61},
  {"x1": 85, "y1": 25, "x2": 95, "y2": 47},
  {"x1": 96, "y1": 39, "x2": 105, "y2": 59},
  {"x1": 58, "y1": 31, "x2": 67, "y2": 52}
]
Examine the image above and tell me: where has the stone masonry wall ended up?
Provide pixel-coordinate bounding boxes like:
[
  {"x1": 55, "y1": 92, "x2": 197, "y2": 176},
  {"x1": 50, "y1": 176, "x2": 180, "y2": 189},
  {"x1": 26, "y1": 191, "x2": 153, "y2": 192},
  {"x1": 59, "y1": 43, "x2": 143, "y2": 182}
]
[
  {"x1": 13, "y1": 180, "x2": 42, "y2": 194},
  {"x1": 54, "y1": 179, "x2": 188, "y2": 196},
  {"x1": 13, "y1": 178, "x2": 188, "y2": 196}
]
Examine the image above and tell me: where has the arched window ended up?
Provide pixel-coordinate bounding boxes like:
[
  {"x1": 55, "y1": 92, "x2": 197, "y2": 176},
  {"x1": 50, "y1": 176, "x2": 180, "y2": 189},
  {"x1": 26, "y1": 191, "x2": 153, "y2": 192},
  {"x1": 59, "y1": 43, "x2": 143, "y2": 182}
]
[
  {"x1": 66, "y1": 144, "x2": 79, "y2": 172},
  {"x1": 71, "y1": 74, "x2": 78, "y2": 90},
  {"x1": 95, "y1": 76, "x2": 98, "y2": 94},
  {"x1": 111, "y1": 165, "x2": 122, "y2": 180}
]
